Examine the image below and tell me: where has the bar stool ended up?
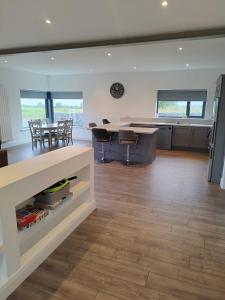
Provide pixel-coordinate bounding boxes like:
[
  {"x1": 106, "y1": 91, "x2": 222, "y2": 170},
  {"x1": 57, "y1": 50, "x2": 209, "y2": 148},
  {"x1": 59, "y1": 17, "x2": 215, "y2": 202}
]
[
  {"x1": 102, "y1": 119, "x2": 110, "y2": 125},
  {"x1": 89, "y1": 122, "x2": 97, "y2": 128},
  {"x1": 118, "y1": 130, "x2": 139, "y2": 165},
  {"x1": 92, "y1": 128, "x2": 112, "y2": 163}
]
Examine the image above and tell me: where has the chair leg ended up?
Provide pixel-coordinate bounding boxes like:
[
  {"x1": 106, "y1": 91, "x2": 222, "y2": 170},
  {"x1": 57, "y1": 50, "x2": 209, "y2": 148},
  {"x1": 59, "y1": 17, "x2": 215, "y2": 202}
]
[
  {"x1": 126, "y1": 144, "x2": 130, "y2": 163},
  {"x1": 101, "y1": 143, "x2": 105, "y2": 161},
  {"x1": 96, "y1": 142, "x2": 112, "y2": 163}
]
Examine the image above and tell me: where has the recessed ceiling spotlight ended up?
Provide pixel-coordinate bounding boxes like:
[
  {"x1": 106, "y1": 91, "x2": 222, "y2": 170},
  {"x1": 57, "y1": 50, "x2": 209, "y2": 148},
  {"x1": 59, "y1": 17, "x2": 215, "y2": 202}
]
[
  {"x1": 186, "y1": 63, "x2": 190, "y2": 67},
  {"x1": 133, "y1": 66, "x2": 137, "y2": 70},
  {"x1": 4, "y1": 60, "x2": 8, "y2": 63},
  {"x1": 45, "y1": 19, "x2": 52, "y2": 24},
  {"x1": 161, "y1": 1, "x2": 168, "y2": 7},
  {"x1": 178, "y1": 47, "x2": 183, "y2": 51},
  {"x1": 50, "y1": 57, "x2": 55, "y2": 61},
  {"x1": 107, "y1": 52, "x2": 111, "y2": 57}
]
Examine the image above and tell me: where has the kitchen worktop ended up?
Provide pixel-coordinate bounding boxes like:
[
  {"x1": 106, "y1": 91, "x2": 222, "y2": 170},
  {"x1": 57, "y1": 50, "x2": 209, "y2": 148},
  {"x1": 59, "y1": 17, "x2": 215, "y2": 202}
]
[
  {"x1": 129, "y1": 121, "x2": 212, "y2": 128},
  {"x1": 119, "y1": 118, "x2": 212, "y2": 128},
  {"x1": 95, "y1": 122, "x2": 159, "y2": 134}
]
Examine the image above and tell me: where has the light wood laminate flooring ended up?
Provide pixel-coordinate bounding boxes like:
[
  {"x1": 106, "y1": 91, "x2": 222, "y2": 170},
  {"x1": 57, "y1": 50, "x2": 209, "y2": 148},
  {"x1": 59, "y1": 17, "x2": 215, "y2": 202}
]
[{"x1": 6, "y1": 143, "x2": 225, "y2": 300}]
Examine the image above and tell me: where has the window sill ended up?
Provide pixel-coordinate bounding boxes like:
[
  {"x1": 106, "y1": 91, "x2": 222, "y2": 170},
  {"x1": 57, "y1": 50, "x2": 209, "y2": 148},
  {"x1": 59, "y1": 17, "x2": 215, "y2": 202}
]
[{"x1": 20, "y1": 127, "x2": 29, "y2": 132}]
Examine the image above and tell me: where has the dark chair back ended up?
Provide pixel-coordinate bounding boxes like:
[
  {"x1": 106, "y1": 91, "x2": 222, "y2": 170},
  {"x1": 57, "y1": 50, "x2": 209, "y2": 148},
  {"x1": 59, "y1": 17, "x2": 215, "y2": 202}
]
[
  {"x1": 118, "y1": 130, "x2": 138, "y2": 142},
  {"x1": 92, "y1": 128, "x2": 111, "y2": 142},
  {"x1": 0, "y1": 150, "x2": 8, "y2": 168},
  {"x1": 89, "y1": 122, "x2": 97, "y2": 128},
  {"x1": 102, "y1": 119, "x2": 110, "y2": 125}
]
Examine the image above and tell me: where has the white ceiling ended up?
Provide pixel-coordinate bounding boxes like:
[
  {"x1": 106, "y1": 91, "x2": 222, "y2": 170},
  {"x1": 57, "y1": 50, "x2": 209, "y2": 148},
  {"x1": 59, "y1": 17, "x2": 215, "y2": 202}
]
[
  {"x1": 0, "y1": 38, "x2": 225, "y2": 75},
  {"x1": 0, "y1": 0, "x2": 225, "y2": 50}
]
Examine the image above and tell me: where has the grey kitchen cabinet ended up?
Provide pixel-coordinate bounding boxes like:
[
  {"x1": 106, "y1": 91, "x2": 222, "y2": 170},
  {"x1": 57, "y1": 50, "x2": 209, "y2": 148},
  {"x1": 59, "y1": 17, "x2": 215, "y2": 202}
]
[
  {"x1": 172, "y1": 126, "x2": 191, "y2": 148},
  {"x1": 190, "y1": 127, "x2": 210, "y2": 149},
  {"x1": 156, "y1": 125, "x2": 172, "y2": 150},
  {"x1": 130, "y1": 123, "x2": 172, "y2": 150},
  {"x1": 172, "y1": 126, "x2": 210, "y2": 151}
]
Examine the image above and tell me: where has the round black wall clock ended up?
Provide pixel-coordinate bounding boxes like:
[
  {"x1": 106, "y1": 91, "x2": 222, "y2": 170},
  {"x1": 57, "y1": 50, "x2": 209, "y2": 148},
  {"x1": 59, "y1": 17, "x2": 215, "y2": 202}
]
[{"x1": 110, "y1": 82, "x2": 125, "y2": 99}]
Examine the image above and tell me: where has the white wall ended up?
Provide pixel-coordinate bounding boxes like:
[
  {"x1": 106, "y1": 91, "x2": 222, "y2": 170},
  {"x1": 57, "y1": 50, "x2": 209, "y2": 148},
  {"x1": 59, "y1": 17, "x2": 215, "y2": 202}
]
[
  {"x1": 0, "y1": 67, "x2": 224, "y2": 144},
  {"x1": 49, "y1": 68, "x2": 225, "y2": 140},
  {"x1": 0, "y1": 69, "x2": 48, "y2": 146}
]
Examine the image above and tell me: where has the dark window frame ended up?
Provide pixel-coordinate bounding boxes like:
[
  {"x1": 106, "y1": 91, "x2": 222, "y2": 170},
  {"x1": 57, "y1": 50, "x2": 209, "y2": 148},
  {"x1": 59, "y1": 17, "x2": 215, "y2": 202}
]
[
  {"x1": 157, "y1": 100, "x2": 206, "y2": 119},
  {"x1": 20, "y1": 90, "x2": 84, "y2": 127},
  {"x1": 156, "y1": 90, "x2": 207, "y2": 119}
]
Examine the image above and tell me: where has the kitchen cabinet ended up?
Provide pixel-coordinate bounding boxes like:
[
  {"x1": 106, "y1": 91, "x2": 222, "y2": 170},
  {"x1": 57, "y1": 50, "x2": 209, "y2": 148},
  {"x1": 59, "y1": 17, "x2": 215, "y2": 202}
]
[
  {"x1": 156, "y1": 125, "x2": 172, "y2": 150},
  {"x1": 130, "y1": 123, "x2": 172, "y2": 150},
  {"x1": 172, "y1": 126, "x2": 210, "y2": 151},
  {"x1": 191, "y1": 127, "x2": 210, "y2": 149},
  {"x1": 172, "y1": 126, "x2": 191, "y2": 148}
]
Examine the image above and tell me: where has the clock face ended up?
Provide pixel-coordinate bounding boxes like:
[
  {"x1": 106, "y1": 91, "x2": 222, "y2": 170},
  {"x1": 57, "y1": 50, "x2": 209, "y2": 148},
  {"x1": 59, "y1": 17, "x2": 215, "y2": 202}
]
[{"x1": 110, "y1": 82, "x2": 125, "y2": 99}]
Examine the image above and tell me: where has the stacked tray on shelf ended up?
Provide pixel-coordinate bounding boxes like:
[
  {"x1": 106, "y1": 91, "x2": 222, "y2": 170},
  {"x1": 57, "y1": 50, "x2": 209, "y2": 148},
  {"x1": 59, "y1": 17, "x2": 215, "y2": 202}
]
[
  {"x1": 34, "y1": 176, "x2": 77, "y2": 209},
  {"x1": 16, "y1": 176, "x2": 78, "y2": 230}
]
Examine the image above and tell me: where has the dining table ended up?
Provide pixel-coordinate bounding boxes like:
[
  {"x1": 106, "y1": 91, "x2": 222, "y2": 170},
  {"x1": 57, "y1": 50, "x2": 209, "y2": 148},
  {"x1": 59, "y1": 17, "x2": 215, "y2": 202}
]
[{"x1": 40, "y1": 123, "x2": 59, "y2": 150}]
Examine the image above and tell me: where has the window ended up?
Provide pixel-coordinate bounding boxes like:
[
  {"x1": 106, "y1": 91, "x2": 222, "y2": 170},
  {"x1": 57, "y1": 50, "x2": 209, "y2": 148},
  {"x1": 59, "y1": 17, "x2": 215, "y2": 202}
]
[
  {"x1": 21, "y1": 98, "x2": 46, "y2": 127},
  {"x1": 157, "y1": 101, "x2": 187, "y2": 118},
  {"x1": 189, "y1": 101, "x2": 205, "y2": 118},
  {"x1": 53, "y1": 98, "x2": 84, "y2": 127},
  {"x1": 157, "y1": 90, "x2": 207, "y2": 118},
  {"x1": 20, "y1": 90, "x2": 84, "y2": 127}
]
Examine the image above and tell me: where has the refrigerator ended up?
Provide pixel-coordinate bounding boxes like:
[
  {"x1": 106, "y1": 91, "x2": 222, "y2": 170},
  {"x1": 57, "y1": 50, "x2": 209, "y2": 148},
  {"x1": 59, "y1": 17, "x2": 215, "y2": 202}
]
[{"x1": 208, "y1": 75, "x2": 225, "y2": 184}]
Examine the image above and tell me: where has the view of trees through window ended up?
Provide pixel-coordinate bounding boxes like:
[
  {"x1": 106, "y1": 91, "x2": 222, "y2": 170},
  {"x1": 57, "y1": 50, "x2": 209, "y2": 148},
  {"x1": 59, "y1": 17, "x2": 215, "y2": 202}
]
[
  {"x1": 21, "y1": 98, "x2": 46, "y2": 127},
  {"x1": 53, "y1": 99, "x2": 83, "y2": 126},
  {"x1": 189, "y1": 101, "x2": 204, "y2": 117},
  {"x1": 157, "y1": 100, "x2": 205, "y2": 118},
  {"x1": 158, "y1": 101, "x2": 187, "y2": 118},
  {"x1": 21, "y1": 96, "x2": 84, "y2": 127}
]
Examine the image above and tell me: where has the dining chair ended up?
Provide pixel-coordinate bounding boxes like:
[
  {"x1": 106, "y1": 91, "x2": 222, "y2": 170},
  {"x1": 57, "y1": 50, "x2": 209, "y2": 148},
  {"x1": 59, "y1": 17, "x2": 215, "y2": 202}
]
[
  {"x1": 56, "y1": 120, "x2": 67, "y2": 147},
  {"x1": 65, "y1": 119, "x2": 73, "y2": 145},
  {"x1": 28, "y1": 120, "x2": 45, "y2": 150}
]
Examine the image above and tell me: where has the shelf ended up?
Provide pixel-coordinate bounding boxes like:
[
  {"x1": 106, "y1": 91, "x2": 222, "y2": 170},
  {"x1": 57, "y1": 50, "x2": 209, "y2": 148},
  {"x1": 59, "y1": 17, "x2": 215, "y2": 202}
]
[
  {"x1": 21, "y1": 200, "x2": 95, "y2": 266},
  {"x1": 70, "y1": 180, "x2": 90, "y2": 198},
  {"x1": 19, "y1": 180, "x2": 90, "y2": 253}
]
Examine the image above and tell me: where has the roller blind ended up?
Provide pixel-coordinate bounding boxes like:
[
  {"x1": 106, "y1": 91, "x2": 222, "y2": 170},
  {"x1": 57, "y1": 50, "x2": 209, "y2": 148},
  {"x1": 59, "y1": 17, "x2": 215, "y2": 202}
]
[
  {"x1": 51, "y1": 91, "x2": 83, "y2": 99},
  {"x1": 157, "y1": 90, "x2": 207, "y2": 102},
  {"x1": 20, "y1": 90, "x2": 47, "y2": 99},
  {"x1": 20, "y1": 90, "x2": 83, "y2": 99}
]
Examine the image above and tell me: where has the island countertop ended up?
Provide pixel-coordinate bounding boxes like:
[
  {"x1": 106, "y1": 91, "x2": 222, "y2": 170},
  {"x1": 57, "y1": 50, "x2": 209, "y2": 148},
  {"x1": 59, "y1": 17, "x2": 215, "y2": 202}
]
[{"x1": 95, "y1": 122, "x2": 159, "y2": 134}]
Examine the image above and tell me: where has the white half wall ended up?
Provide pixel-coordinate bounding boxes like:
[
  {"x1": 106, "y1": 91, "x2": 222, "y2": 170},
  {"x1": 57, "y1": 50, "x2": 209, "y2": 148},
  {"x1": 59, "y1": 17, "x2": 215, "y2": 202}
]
[{"x1": 49, "y1": 68, "x2": 225, "y2": 140}]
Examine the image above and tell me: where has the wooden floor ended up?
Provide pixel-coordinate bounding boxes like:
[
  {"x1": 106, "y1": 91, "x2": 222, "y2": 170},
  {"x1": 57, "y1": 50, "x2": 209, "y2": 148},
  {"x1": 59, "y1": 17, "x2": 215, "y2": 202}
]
[{"x1": 6, "y1": 143, "x2": 225, "y2": 300}]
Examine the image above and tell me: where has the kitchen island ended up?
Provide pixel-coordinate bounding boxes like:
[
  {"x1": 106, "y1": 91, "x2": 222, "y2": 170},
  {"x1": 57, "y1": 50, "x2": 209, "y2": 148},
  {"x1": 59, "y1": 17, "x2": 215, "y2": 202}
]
[{"x1": 92, "y1": 122, "x2": 158, "y2": 164}]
